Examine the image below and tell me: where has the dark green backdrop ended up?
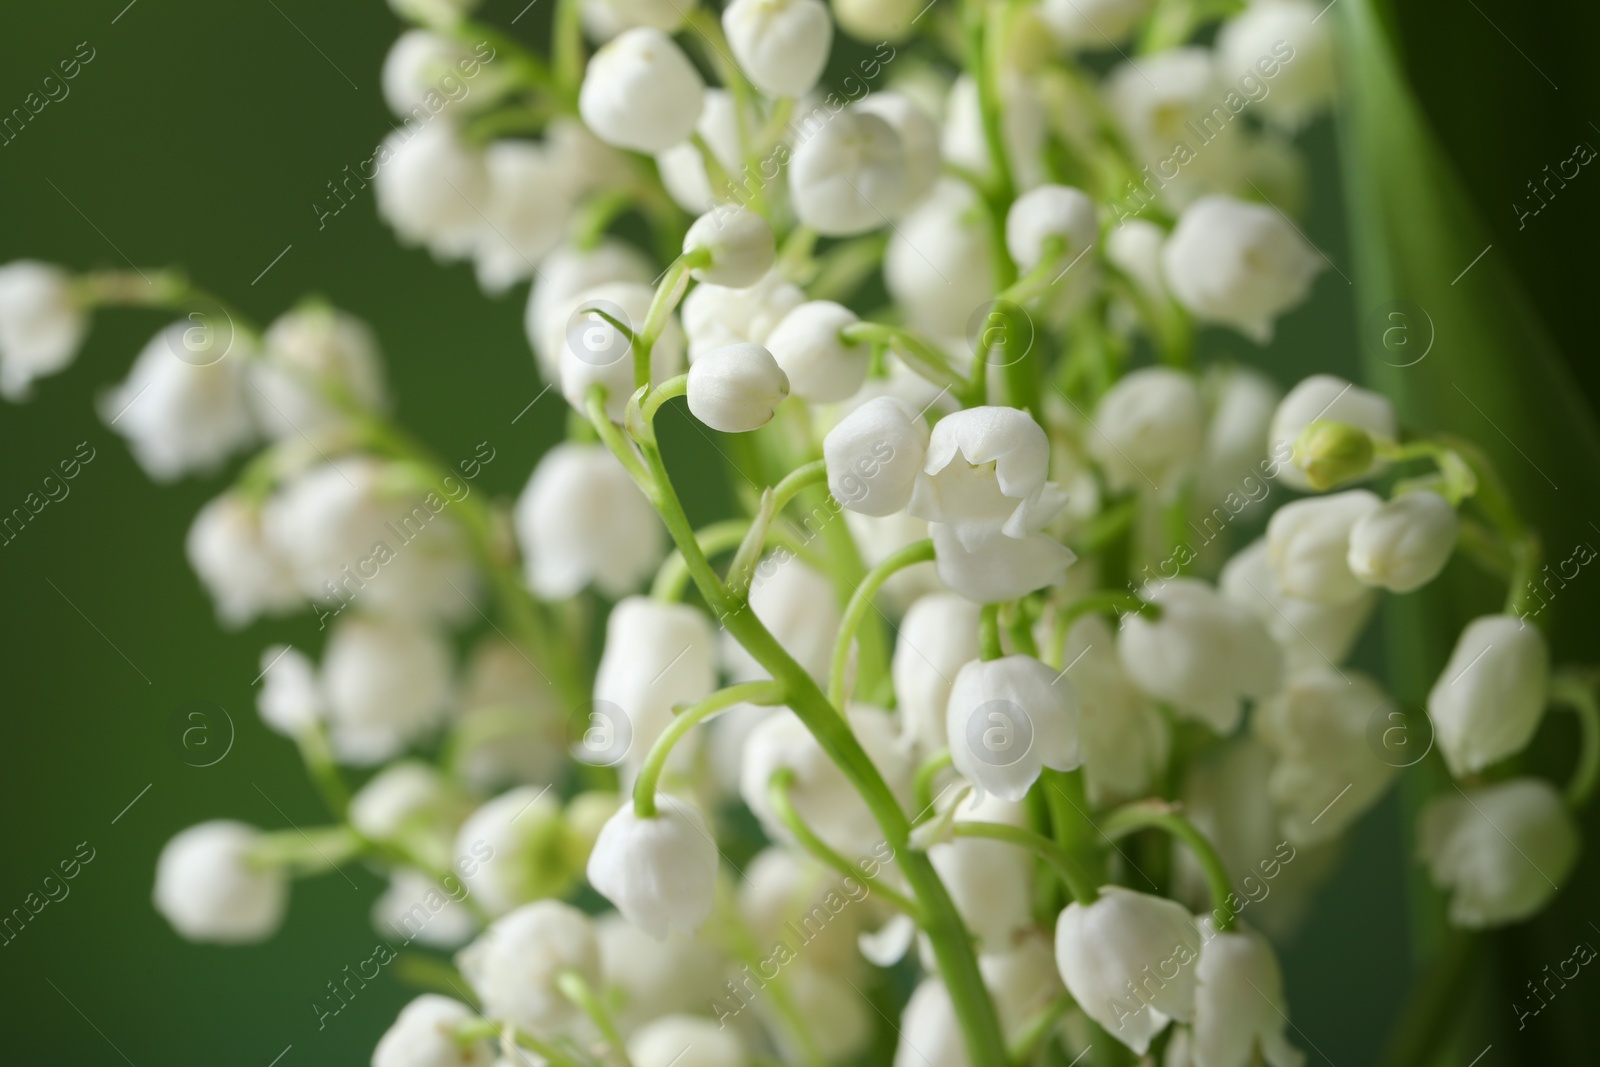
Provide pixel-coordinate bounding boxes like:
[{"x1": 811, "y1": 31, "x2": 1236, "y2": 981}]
[{"x1": 1, "y1": 1, "x2": 1594, "y2": 1064}]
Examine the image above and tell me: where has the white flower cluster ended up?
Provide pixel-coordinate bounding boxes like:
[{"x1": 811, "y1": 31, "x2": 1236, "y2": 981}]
[{"x1": 5, "y1": 1, "x2": 1592, "y2": 1065}]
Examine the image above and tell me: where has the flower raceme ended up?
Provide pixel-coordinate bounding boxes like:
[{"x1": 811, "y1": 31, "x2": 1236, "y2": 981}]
[{"x1": 7, "y1": 1, "x2": 1591, "y2": 1065}]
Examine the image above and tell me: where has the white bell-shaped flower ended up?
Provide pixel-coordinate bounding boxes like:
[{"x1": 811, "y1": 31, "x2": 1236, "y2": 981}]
[
  {"x1": 630, "y1": 1014, "x2": 749, "y2": 1067},
  {"x1": 249, "y1": 305, "x2": 388, "y2": 439},
  {"x1": 515, "y1": 442, "x2": 664, "y2": 600},
  {"x1": 1006, "y1": 184, "x2": 1098, "y2": 271},
  {"x1": 741, "y1": 705, "x2": 914, "y2": 854},
  {"x1": 1062, "y1": 615, "x2": 1170, "y2": 805},
  {"x1": 559, "y1": 281, "x2": 686, "y2": 421},
  {"x1": 780, "y1": 968, "x2": 874, "y2": 1062},
  {"x1": 0, "y1": 260, "x2": 88, "y2": 400},
  {"x1": 894, "y1": 979, "x2": 972, "y2": 1067},
  {"x1": 854, "y1": 92, "x2": 941, "y2": 207},
  {"x1": 656, "y1": 88, "x2": 747, "y2": 212},
  {"x1": 947, "y1": 655, "x2": 1081, "y2": 801},
  {"x1": 727, "y1": 554, "x2": 841, "y2": 682},
  {"x1": 380, "y1": 31, "x2": 486, "y2": 118},
  {"x1": 723, "y1": 0, "x2": 832, "y2": 99},
  {"x1": 372, "y1": 996, "x2": 493, "y2": 1067},
  {"x1": 1427, "y1": 614, "x2": 1549, "y2": 777},
  {"x1": 687, "y1": 342, "x2": 789, "y2": 432},
  {"x1": 321, "y1": 617, "x2": 454, "y2": 764},
  {"x1": 789, "y1": 109, "x2": 909, "y2": 236},
  {"x1": 580, "y1": 28, "x2": 705, "y2": 152},
  {"x1": 911, "y1": 406, "x2": 1063, "y2": 549},
  {"x1": 153, "y1": 821, "x2": 288, "y2": 944},
  {"x1": 100, "y1": 322, "x2": 258, "y2": 482},
  {"x1": 682, "y1": 268, "x2": 805, "y2": 358},
  {"x1": 1219, "y1": 538, "x2": 1375, "y2": 675},
  {"x1": 893, "y1": 593, "x2": 982, "y2": 751},
  {"x1": 186, "y1": 493, "x2": 301, "y2": 627},
  {"x1": 1265, "y1": 489, "x2": 1383, "y2": 605},
  {"x1": 1040, "y1": 0, "x2": 1151, "y2": 49},
  {"x1": 1254, "y1": 668, "x2": 1397, "y2": 845},
  {"x1": 1054, "y1": 886, "x2": 1202, "y2": 1054},
  {"x1": 456, "y1": 900, "x2": 601, "y2": 1034},
  {"x1": 1105, "y1": 49, "x2": 1241, "y2": 201},
  {"x1": 526, "y1": 239, "x2": 653, "y2": 382},
  {"x1": 372, "y1": 869, "x2": 480, "y2": 949},
  {"x1": 1191, "y1": 920, "x2": 1305, "y2": 1067},
  {"x1": 587, "y1": 795, "x2": 718, "y2": 939},
  {"x1": 684, "y1": 205, "x2": 776, "y2": 288},
  {"x1": 1217, "y1": 0, "x2": 1335, "y2": 130},
  {"x1": 256, "y1": 645, "x2": 324, "y2": 737},
  {"x1": 262, "y1": 455, "x2": 476, "y2": 622},
  {"x1": 930, "y1": 792, "x2": 1035, "y2": 947},
  {"x1": 1162, "y1": 196, "x2": 1322, "y2": 343},
  {"x1": 931, "y1": 523, "x2": 1076, "y2": 604},
  {"x1": 823, "y1": 396, "x2": 930, "y2": 515},
  {"x1": 349, "y1": 761, "x2": 460, "y2": 845},
  {"x1": 1106, "y1": 219, "x2": 1169, "y2": 305},
  {"x1": 832, "y1": 0, "x2": 920, "y2": 42},
  {"x1": 374, "y1": 122, "x2": 489, "y2": 259},
  {"x1": 765, "y1": 299, "x2": 870, "y2": 403},
  {"x1": 581, "y1": 0, "x2": 699, "y2": 36},
  {"x1": 1197, "y1": 365, "x2": 1282, "y2": 507},
  {"x1": 593, "y1": 597, "x2": 717, "y2": 770},
  {"x1": 454, "y1": 786, "x2": 570, "y2": 916},
  {"x1": 1347, "y1": 489, "x2": 1458, "y2": 593},
  {"x1": 738, "y1": 847, "x2": 871, "y2": 973},
  {"x1": 1418, "y1": 778, "x2": 1578, "y2": 928},
  {"x1": 1268, "y1": 374, "x2": 1397, "y2": 490},
  {"x1": 473, "y1": 140, "x2": 578, "y2": 293},
  {"x1": 1117, "y1": 578, "x2": 1283, "y2": 733},
  {"x1": 1089, "y1": 367, "x2": 1205, "y2": 495},
  {"x1": 884, "y1": 178, "x2": 995, "y2": 338}
]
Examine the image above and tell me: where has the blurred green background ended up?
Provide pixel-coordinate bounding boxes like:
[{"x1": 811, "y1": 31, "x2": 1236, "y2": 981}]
[{"x1": 1, "y1": 1, "x2": 1596, "y2": 1064}]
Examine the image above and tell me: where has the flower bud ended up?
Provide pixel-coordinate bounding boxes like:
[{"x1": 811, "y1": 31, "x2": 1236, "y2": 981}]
[
  {"x1": 1062, "y1": 616, "x2": 1170, "y2": 805},
  {"x1": 1347, "y1": 489, "x2": 1458, "y2": 593},
  {"x1": 1217, "y1": 0, "x2": 1336, "y2": 131},
  {"x1": 1117, "y1": 578, "x2": 1283, "y2": 733},
  {"x1": 256, "y1": 645, "x2": 324, "y2": 737},
  {"x1": 947, "y1": 655, "x2": 1081, "y2": 801},
  {"x1": 381, "y1": 31, "x2": 496, "y2": 118},
  {"x1": 1220, "y1": 538, "x2": 1376, "y2": 675},
  {"x1": 456, "y1": 900, "x2": 601, "y2": 1033},
  {"x1": 516, "y1": 442, "x2": 665, "y2": 599},
  {"x1": 789, "y1": 109, "x2": 909, "y2": 236},
  {"x1": 885, "y1": 179, "x2": 995, "y2": 338},
  {"x1": 1089, "y1": 367, "x2": 1205, "y2": 495},
  {"x1": 723, "y1": 0, "x2": 833, "y2": 99},
  {"x1": 1040, "y1": 0, "x2": 1150, "y2": 48},
  {"x1": 893, "y1": 593, "x2": 982, "y2": 750},
  {"x1": 587, "y1": 795, "x2": 718, "y2": 939},
  {"x1": 579, "y1": 27, "x2": 706, "y2": 153},
  {"x1": 1054, "y1": 886, "x2": 1201, "y2": 1054},
  {"x1": 1269, "y1": 374, "x2": 1397, "y2": 491},
  {"x1": 251, "y1": 305, "x2": 389, "y2": 438},
  {"x1": 321, "y1": 617, "x2": 454, "y2": 765},
  {"x1": 1161, "y1": 195, "x2": 1322, "y2": 343},
  {"x1": 154, "y1": 821, "x2": 288, "y2": 944},
  {"x1": 1427, "y1": 615, "x2": 1549, "y2": 777},
  {"x1": 349, "y1": 761, "x2": 462, "y2": 849},
  {"x1": 823, "y1": 396, "x2": 929, "y2": 516},
  {"x1": 373, "y1": 122, "x2": 489, "y2": 259},
  {"x1": 1292, "y1": 419, "x2": 1376, "y2": 490},
  {"x1": 373, "y1": 869, "x2": 479, "y2": 949},
  {"x1": 911, "y1": 406, "x2": 1063, "y2": 548},
  {"x1": 854, "y1": 92, "x2": 942, "y2": 206},
  {"x1": 687, "y1": 342, "x2": 790, "y2": 432},
  {"x1": 0, "y1": 260, "x2": 87, "y2": 400},
  {"x1": 765, "y1": 299, "x2": 870, "y2": 402},
  {"x1": 372, "y1": 996, "x2": 490, "y2": 1067},
  {"x1": 1419, "y1": 778, "x2": 1578, "y2": 927},
  {"x1": 1005, "y1": 184, "x2": 1097, "y2": 271},
  {"x1": 682, "y1": 268, "x2": 804, "y2": 358},
  {"x1": 931, "y1": 524, "x2": 1076, "y2": 604},
  {"x1": 684, "y1": 205, "x2": 777, "y2": 288},
  {"x1": 1192, "y1": 920, "x2": 1304, "y2": 1067},
  {"x1": 186, "y1": 493, "x2": 301, "y2": 628},
  {"x1": 1265, "y1": 489, "x2": 1382, "y2": 605},
  {"x1": 630, "y1": 1015, "x2": 748, "y2": 1067},
  {"x1": 456, "y1": 786, "x2": 581, "y2": 916}
]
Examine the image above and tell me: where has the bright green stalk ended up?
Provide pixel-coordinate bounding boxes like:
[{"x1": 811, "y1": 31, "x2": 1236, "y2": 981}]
[
  {"x1": 947, "y1": 820, "x2": 1098, "y2": 906},
  {"x1": 829, "y1": 539, "x2": 936, "y2": 708},
  {"x1": 1100, "y1": 801, "x2": 1236, "y2": 931},
  {"x1": 767, "y1": 769, "x2": 922, "y2": 919},
  {"x1": 633, "y1": 681, "x2": 785, "y2": 817}
]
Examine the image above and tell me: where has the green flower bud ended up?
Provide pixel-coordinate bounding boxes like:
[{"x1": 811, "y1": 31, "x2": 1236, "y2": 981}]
[{"x1": 1293, "y1": 420, "x2": 1376, "y2": 490}]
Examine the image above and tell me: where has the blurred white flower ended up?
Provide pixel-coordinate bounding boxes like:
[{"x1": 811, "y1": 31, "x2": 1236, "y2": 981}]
[
  {"x1": 587, "y1": 795, "x2": 718, "y2": 938},
  {"x1": 1265, "y1": 489, "x2": 1382, "y2": 605},
  {"x1": 256, "y1": 645, "x2": 324, "y2": 737},
  {"x1": 630, "y1": 1015, "x2": 749, "y2": 1067},
  {"x1": 457, "y1": 900, "x2": 601, "y2": 1033},
  {"x1": 1191, "y1": 920, "x2": 1304, "y2": 1067},
  {"x1": 790, "y1": 109, "x2": 910, "y2": 236},
  {"x1": 321, "y1": 617, "x2": 454, "y2": 764},
  {"x1": 1062, "y1": 615, "x2": 1170, "y2": 805},
  {"x1": 515, "y1": 442, "x2": 664, "y2": 600},
  {"x1": 580, "y1": 28, "x2": 705, "y2": 152},
  {"x1": 947, "y1": 655, "x2": 1081, "y2": 801},
  {"x1": 250, "y1": 305, "x2": 388, "y2": 438},
  {"x1": 723, "y1": 0, "x2": 833, "y2": 99},
  {"x1": 893, "y1": 593, "x2": 982, "y2": 751},
  {"x1": 372, "y1": 995, "x2": 492, "y2": 1067},
  {"x1": 1219, "y1": 538, "x2": 1375, "y2": 675},
  {"x1": 186, "y1": 493, "x2": 301, "y2": 627},
  {"x1": 1162, "y1": 196, "x2": 1322, "y2": 343},
  {"x1": 0, "y1": 260, "x2": 87, "y2": 400},
  {"x1": 1216, "y1": 0, "x2": 1335, "y2": 130},
  {"x1": 154, "y1": 821, "x2": 287, "y2": 944},
  {"x1": 1347, "y1": 489, "x2": 1459, "y2": 593},
  {"x1": 374, "y1": 122, "x2": 489, "y2": 259},
  {"x1": 1427, "y1": 614, "x2": 1549, "y2": 777},
  {"x1": 1089, "y1": 367, "x2": 1205, "y2": 495}
]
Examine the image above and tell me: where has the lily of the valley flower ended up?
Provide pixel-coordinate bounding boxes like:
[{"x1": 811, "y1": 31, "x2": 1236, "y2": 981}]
[
  {"x1": 587, "y1": 795, "x2": 718, "y2": 939},
  {"x1": 579, "y1": 27, "x2": 706, "y2": 152},
  {"x1": 372, "y1": 996, "x2": 494, "y2": 1067},
  {"x1": 1427, "y1": 614, "x2": 1549, "y2": 777},
  {"x1": 456, "y1": 900, "x2": 602, "y2": 1034},
  {"x1": 687, "y1": 342, "x2": 790, "y2": 432},
  {"x1": 1347, "y1": 489, "x2": 1459, "y2": 593},
  {"x1": 154, "y1": 821, "x2": 288, "y2": 944},
  {"x1": 1265, "y1": 489, "x2": 1383, "y2": 605},
  {"x1": 911, "y1": 406, "x2": 1065, "y2": 548},
  {"x1": 824, "y1": 396, "x2": 930, "y2": 516},
  {"x1": 946, "y1": 655, "x2": 1081, "y2": 801}
]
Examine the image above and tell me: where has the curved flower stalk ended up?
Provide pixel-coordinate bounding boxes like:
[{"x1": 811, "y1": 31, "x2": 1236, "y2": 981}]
[{"x1": 7, "y1": 1, "x2": 1600, "y2": 1065}]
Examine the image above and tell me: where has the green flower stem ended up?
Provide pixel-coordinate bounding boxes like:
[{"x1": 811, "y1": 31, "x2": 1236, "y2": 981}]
[
  {"x1": 769, "y1": 458, "x2": 830, "y2": 514},
  {"x1": 1007, "y1": 992, "x2": 1073, "y2": 1062},
  {"x1": 294, "y1": 720, "x2": 351, "y2": 818},
  {"x1": 718, "y1": 459, "x2": 828, "y2": 598},
  {"x1": 551, "y1": 0, "x2": 586, "y2": 95},
  {"x1": 248, "y1": 825, "x2": 363, "y2": 875},
  {"x1": 634, "y1": 681, "x2": 786, "y2": 817},
  {"x1": 638, "y1": 373, "x2": 689, "y2": 428},
  {"x1": 838, "y1": 322, "x2": 966, "y2": 391},
  {"x1": 947, "y1": 821, "x2": 1098, "y2": 906},
  {"x1": 585, "y1": 388, "x2": 653, "y2": 489},
  {"x1": 637, "y1": 252, "x2": 708, "y2": 390},
  {"x1": 914, "y1": 749, "x2": 954, "y2": 818},
  {"x1": 497, "y1": 1021, "x2": 589, "y2": 1067},
  {"x1": 572, "y1": 188, "x2": 637, "y2": 250},
  {"x1": 979, "y1": 603, "x2": 1004, "y2": 661},
  {"x1": 1377, "y1": 930, "x2": 1482, "y2": 1067},
  {"x1": 829, "y1": 539, "x2": 936, "y2": 708},
  {"x1": 1549, "y1": 673, "x2": 1600, "y2": 809},
  {"x1": 767, "y1": 769, "x2": 923, "y2": 919},
  {"x1": 1005, "y1": 600, "x2": 1040, "y2": 659},
  {"x1": 613, "y1": 430, "x2": 1010, "y2": 1066},
  {"x1": 1100, "y1": 801, "x2": 1236, "y2": 931},
  {"x1": 996, "y1": 236, "x2": 1068, "y2": 306},
  {"x1": 1051, "y1": 591, "x2": 1160, "y2": 666},
  {"x1": 652, "y1": 519, "x2": 750, "y2": 601},
  {"x1": 556, "y1": 970, "x2": 633, "y2": 1067}
]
